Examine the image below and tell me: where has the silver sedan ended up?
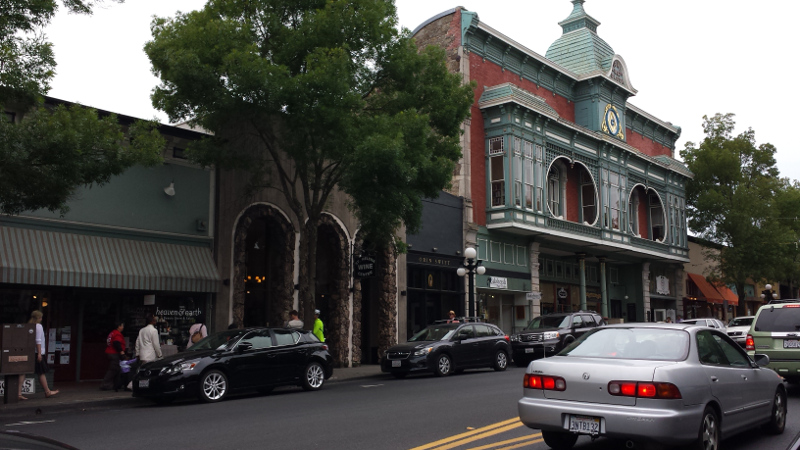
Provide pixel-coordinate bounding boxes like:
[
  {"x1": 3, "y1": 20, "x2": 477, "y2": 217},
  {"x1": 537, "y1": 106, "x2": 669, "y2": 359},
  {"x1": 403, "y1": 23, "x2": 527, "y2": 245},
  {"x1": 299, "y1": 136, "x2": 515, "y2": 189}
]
[{"x1": 517, "y1": 323, "x2": 787, "y2": 450}]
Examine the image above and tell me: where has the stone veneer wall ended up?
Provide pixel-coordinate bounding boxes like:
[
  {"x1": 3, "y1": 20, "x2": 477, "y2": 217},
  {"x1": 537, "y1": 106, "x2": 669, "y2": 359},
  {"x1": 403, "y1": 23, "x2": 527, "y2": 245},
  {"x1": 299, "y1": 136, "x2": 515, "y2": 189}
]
[{"x1": 319, "y1": 214, "x2": 351, "y2": 367}]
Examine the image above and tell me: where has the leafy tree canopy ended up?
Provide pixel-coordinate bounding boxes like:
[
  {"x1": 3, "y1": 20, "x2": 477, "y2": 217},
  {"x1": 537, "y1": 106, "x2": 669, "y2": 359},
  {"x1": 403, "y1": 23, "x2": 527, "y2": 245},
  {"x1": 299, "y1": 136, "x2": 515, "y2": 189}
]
[
  {"x1": 0, "y1": 0, "x2": 165, "y2": 215},
  {"x1": 145, "y1": 0, "x2": 474, "y2": 247},
  {"x1": 681, "y1": 113, "x2": 795, "y2": 312}
]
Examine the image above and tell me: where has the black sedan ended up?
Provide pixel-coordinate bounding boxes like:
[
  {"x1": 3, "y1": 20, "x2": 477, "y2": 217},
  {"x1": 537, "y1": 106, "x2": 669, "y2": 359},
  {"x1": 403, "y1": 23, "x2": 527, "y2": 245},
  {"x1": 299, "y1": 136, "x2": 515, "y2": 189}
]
[
  {"x1": 381, "y1": 321, "x2": 511, "y2": 378},
  {"x1": 132, "y1": 327, "x2": 333, "y2": 403}
]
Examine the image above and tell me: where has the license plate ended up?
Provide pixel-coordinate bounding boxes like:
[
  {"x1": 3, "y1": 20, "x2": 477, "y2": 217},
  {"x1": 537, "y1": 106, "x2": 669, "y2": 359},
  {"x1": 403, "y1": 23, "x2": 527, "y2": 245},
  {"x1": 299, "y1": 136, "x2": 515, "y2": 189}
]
[
  {"x1": 392, "y1": 360, "x2": 401, "y2": 367},
  {"x1": 568, "y1": 415, "x2": 600, "y2": 435},
  {"x1": 525, "y1": 348, "x2": 534, "y2": 353},
  {"x1": 139, "y1": 379, "x2": 150, "y2": 389},
  {"x1": 784, "y1": 340, "x2": 800, "y2": 349}
]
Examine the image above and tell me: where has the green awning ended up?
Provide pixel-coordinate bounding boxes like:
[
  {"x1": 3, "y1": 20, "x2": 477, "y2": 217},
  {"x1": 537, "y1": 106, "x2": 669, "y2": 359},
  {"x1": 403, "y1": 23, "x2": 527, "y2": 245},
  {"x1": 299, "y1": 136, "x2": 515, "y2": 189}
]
[{"x1": 0, "y1": 226, "x2": 219, "y2": 293}]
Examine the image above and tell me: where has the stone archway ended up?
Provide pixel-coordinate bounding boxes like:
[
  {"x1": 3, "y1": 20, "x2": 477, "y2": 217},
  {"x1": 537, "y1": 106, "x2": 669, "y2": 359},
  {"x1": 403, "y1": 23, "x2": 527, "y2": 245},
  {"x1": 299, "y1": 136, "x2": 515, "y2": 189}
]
[
  {"x1": 232, "y1": 205, "x2": 295, "y2": 328},
  {"x1": 316, "y1": 214, "x2": 351, "y2": 367}
]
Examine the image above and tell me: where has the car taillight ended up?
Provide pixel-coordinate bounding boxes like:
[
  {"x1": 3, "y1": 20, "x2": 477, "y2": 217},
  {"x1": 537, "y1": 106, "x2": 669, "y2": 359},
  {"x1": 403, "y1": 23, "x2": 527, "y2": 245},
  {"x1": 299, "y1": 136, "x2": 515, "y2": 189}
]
[
  {"x1": 504, "y1": 335, "x2": 510, "y2": 342},
  {"x1": 523, "y1": 374, "x2": 566, "y2": 391},
  {"x1": 745, "y1": 334, "x2": 755, "y2": 351},
  {"x1": 785, "y1": 305, "x2": 800, "y2": 308},
  {"x1": 322, "y1": 344, "x2": 329, "y2": 351},
  {"x1": 608, "y1": 381, "x2": 681, "y2": 399}
]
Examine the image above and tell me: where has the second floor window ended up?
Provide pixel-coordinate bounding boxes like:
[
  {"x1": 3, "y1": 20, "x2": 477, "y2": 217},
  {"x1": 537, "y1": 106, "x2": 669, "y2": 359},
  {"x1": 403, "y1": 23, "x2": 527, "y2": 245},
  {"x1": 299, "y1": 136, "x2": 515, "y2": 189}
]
[
  {"x1": 491, "y1": 155, "x2": 505, "y2": 207},
  {"x1": 548, "y1": 167, "x2": 561, "y2": 217}
]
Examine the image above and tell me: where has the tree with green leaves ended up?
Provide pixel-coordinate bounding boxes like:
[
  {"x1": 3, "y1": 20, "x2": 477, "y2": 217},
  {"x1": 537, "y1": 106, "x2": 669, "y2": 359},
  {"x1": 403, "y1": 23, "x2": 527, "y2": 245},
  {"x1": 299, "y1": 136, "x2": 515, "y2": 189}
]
[
  {"x1": 1, "y1": 0, "x2": 165, "y2": 215},
  {"x1": 681, "y1": 113, "x2": 794, "y2": 315},
  {"x1": 144, "y1": 0, "x2": 475, "y2": 328}
]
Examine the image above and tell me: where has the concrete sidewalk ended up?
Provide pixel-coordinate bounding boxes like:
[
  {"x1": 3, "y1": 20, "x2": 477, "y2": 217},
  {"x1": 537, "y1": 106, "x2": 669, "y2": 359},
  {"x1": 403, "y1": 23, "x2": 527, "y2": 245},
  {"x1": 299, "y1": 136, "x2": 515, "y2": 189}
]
[{"x1": 1, "y1": 364, "x2": 387, "y2": 419}]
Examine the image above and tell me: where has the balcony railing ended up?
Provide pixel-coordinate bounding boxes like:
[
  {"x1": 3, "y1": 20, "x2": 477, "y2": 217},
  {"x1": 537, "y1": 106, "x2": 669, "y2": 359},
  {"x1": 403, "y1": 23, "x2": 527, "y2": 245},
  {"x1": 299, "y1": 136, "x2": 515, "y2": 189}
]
[
  {"x1": 546, "y1": 217, "x2": 602, "y2": 238},
  {"x1": 630, "y1": 236, "x2": 670, "y2": 253}
]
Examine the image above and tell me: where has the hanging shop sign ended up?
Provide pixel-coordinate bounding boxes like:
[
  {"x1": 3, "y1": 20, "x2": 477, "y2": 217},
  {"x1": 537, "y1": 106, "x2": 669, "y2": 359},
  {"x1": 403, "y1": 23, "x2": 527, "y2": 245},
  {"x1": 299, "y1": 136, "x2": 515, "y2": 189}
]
[
  {"x1": 526, "y1": 291, "x2": 542, "y2": 301},
  {"x1": 354, "y1": 254, "x2": 376, "y2": 278},
  {"x1": 487, "y1": 276, "x2": 508, "y2": 289}
]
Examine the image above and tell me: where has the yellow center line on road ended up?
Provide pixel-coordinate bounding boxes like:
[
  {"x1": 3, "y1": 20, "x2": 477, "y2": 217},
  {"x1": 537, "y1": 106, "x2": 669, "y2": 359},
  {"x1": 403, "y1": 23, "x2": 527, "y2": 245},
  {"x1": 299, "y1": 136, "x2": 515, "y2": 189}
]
[
  {"x1": 464, "y1": 433, "x2": 543, "y2": 450},
  {"x1": 408, "y1": 417, "x2": 522, "y2": 450},
  {"x1": 414, "y1": 421, "x2": 527, "y2": 450}
]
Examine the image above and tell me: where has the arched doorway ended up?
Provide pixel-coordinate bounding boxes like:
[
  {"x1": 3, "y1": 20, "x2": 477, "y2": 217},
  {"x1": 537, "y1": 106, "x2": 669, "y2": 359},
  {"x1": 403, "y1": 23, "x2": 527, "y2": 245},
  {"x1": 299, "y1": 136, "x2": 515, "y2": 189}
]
[
  {"x1": 232, "y1": 205, "x2": 295, "y2": 328},
  {"x1": 315, "y1": 215, "x2": 350, "y2": 367}
]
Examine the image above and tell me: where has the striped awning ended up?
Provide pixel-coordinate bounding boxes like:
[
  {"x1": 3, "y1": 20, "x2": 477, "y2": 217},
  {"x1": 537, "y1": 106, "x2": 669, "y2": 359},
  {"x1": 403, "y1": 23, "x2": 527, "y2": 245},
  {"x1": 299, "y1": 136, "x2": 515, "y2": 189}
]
[{"x1": 0, "y1": 226, "x2": 220, "y2": 293}]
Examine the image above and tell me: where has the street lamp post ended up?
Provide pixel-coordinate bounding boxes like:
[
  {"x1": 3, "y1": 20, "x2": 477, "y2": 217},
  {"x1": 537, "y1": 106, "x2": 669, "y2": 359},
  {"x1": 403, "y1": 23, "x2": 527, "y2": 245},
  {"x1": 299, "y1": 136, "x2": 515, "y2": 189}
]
[
  {"x1": 457, "y1": 247, "x2": 486, "y2": 318},
  {"x1": 760, "y1": 283, "x2": 778, "y2": 304}
]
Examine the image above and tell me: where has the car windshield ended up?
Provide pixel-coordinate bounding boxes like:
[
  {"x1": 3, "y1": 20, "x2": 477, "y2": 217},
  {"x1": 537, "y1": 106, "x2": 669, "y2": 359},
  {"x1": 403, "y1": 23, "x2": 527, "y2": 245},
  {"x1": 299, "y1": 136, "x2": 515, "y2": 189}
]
[
  {"x1": 409, "y1": 325, "x2": 458, "y2": 342},
  {"x1": 186, "y1": 329, "x2": 246, "y2": 351},
  {"x1": 754, "y1": 307, "x2": 800, "y2": 332},
  {"x1": 728, "y1": 317, "x2": 753, "y2": 327},
  {"x1": 560, "y1": 328, "x2": 690, "y2": 361},
  {"x1": 524, "y1": 315, "x2": 570, "y2": 330}
]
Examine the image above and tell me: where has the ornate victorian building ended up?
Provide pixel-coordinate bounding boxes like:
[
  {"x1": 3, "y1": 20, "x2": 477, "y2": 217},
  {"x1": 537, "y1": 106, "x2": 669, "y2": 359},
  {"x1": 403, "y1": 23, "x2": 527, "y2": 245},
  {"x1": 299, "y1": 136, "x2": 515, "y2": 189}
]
[{"x1": 412, "y1": 1, "x2": 691, "y2": 332}]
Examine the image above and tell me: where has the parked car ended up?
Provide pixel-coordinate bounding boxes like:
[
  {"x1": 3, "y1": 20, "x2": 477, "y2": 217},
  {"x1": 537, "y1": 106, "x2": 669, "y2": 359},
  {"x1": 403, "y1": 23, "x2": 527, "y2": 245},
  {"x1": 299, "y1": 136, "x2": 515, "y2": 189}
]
[
  {"x1": 681, "y1": 317, "x2": 726, "y2": 331},
  {"x1": 518, "y1": 323, "x2": 786, "y2": 450},
  {"x1": 381, "y1": 320, "x2": 510, "y2": 378},
  {"x1": 747, "y1": 301, "x2": 800, "y2": 384},
  {"x1": 726, "y1": 316, "x2": 754, "y2": 347},
  {"x1": 510, "y1": 311, "x2": 604, "y2": 367},
  {"x1": 132, "y1": 327, "x2": 333, "y2": 403}
]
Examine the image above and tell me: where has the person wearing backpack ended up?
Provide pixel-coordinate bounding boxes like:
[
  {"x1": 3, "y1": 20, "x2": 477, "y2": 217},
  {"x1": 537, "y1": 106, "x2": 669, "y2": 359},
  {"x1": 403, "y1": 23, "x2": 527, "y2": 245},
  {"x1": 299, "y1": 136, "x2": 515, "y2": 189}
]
[{"x1": 187, "y1": 313, "x2": 207, "y2": 348}]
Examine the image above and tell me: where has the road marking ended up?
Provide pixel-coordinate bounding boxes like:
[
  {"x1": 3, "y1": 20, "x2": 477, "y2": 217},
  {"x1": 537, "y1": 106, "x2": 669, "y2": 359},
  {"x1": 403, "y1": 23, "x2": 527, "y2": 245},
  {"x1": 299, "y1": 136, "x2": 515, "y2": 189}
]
[
  {"x1": 466, "y1": 434, "x2": 543, "y2": 450},
  {"x1": 360, "y1": 384, "x2": 384, "y2": 388},
  {"x1": 409, "y1": 417, "x2": 521, "y2": 450},
  {"x1": 5, "y1": 420, "x2": 56, "y2": 427}
]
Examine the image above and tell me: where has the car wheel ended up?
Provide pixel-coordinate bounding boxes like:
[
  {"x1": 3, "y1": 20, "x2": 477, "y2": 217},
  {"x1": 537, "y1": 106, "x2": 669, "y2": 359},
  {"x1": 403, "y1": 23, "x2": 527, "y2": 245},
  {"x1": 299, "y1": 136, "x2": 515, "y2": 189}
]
[
  {"x1": 199, "y1": 370, "x2": 228, "y2": 403},
  {"x1": 541, "y1": 430, "x2": 578, "y2": 450},
  {"x1": 764, "y1": 388, "x2": 787, "y2": 435},
  {"x1": 301, "y1": 362, "x2": 325, "y2": 391},
  {"x1": 392, "y1": 372, "x2": 407, "y2": 379},
  {"x1": 493, "y1": 351, "x2": 508, "y2": 371},
  {"x1": 434, "y1": 354, "x2": 452, "y2": 377},
  {"x1": 693, "y1": 406, "x2": 719, "y2": 450}
]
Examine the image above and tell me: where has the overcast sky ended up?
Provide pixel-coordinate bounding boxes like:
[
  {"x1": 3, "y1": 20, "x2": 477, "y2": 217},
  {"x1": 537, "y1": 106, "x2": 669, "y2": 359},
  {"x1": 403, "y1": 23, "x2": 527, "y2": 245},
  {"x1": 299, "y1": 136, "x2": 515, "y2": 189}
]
[{"x1": 46, "y1": 0, "x2": 800, "y2": 181}]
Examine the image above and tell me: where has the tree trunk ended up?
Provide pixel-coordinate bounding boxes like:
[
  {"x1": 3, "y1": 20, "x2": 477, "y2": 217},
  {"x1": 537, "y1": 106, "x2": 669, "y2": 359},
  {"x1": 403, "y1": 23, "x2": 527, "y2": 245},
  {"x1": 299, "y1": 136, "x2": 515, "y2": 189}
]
[
  {"x1": 298, "y1": 216, "x2": 319, "y2": 329},
  {"x1": 376, "y1": 244, "x2": 397, "y2": 363}
]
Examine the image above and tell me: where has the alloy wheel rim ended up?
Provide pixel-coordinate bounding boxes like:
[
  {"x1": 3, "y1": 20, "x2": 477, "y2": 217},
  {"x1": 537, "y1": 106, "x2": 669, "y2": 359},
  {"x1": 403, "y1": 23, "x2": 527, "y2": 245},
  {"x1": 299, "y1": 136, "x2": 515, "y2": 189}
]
[
  {"x1": 307, "y1": 364, "x2": 324, "y2": 388},
  {"x1": 439, "y1": 357, "x2": 450, "y2": 374},
  {"x1": 775, "y1": 393, "x2": 785, "y2": 427},
  {"x1": 203, "y1": 373, "x2": 226, "y2": 400},
  {"x1": 702, "y1": 413, "x2": 717, "y2": 450},
  {"x1": 497, "y1": 353, "x2": 507, "y2": 368}
]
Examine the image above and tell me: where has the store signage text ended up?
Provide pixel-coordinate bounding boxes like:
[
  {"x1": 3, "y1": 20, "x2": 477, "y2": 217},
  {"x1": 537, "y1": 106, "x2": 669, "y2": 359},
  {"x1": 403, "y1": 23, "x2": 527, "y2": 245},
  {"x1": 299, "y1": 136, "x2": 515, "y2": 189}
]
[
  {"x1": 156, "y1": 307, "x2": 202, "y2": 318},
  {"x1": 414, "y1": 256, "x2": 455, "y2": 267},
  {"x1": 487, "y1": 277, "x2": 508, "y2": 289},
  {"x1": 355, "y1": 255, "x2": 376, "y2": 278}
]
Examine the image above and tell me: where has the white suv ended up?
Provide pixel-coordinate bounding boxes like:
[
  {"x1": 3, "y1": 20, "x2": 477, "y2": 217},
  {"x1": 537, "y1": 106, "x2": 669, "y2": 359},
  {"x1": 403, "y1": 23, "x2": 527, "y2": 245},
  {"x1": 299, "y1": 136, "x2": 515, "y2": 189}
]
[{"x1": 726, "y1": 316, "x2": 754, "y2": 347}]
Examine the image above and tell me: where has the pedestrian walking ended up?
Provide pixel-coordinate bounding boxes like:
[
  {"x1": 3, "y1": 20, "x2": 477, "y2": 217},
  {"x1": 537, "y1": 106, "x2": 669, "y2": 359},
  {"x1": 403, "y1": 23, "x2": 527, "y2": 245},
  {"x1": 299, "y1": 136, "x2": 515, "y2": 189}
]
[
  {"x1": 100, "y1": 320, "x2": 126, "y2": 391},
  {"x1": 135, "y1": 314, "x2": 163, "y2": 364},
  {"x1": 287, "y1": 310, "x2": 304, "y2": 330},
  {"x1": 186, "y1": 313, "x2": 207, "y2": 349},
  {"x1": 313, "y1": 309, "x2": 325, "y2": 342},
  {"x1": 18, "y1": 310, "x2": 58, "y2": 400}
]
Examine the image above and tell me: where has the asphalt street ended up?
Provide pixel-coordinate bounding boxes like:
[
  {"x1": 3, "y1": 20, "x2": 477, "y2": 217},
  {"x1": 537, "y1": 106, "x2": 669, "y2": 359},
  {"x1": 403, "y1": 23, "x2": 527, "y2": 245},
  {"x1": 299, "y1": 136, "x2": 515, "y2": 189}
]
[{"x1": 2, "y1": 366, "x2": 799, "y2": 450}]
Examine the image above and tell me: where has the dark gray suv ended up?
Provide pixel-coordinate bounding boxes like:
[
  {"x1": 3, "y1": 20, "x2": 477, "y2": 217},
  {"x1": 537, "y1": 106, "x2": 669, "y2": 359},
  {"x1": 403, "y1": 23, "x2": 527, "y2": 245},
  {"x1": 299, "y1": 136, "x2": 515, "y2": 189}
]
[{"x1": 510, "y1": 311, "x2": 604, "y2": 367}]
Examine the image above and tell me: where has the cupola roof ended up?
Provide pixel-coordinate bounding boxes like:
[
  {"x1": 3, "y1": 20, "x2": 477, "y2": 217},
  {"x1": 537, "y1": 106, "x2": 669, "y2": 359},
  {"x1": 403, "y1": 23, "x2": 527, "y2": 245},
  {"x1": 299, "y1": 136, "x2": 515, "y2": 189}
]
[{"x1": 545, "y1": 0, "x2": 615, "y2": 76}]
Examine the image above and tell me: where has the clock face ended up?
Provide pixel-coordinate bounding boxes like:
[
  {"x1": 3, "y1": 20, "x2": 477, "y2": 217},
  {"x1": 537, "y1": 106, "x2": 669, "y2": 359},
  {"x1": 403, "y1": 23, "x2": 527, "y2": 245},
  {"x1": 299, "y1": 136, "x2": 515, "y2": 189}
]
[
  {"x1": 602, "y1": 104, "x2": 623, "y2": 139},
  {"x1": 605, "y1": 107, "x2": 620, "y2": 136}
]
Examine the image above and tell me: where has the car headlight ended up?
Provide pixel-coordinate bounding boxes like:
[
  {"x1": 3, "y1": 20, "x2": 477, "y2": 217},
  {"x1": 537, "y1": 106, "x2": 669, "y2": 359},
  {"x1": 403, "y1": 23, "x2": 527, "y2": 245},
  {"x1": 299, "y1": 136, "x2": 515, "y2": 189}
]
[
  {"x1": 543, "y1": 331, "x2": 559, "y2": 340},
  {"x1": 163, "y1": 360, "x2": 199, "y2": 376},
  {"x1": 414, "y1": 347, "x2": 433, "y2": 356},
  {"x1": 510, "y1": 335, "x2": 520, "y2": 342}
]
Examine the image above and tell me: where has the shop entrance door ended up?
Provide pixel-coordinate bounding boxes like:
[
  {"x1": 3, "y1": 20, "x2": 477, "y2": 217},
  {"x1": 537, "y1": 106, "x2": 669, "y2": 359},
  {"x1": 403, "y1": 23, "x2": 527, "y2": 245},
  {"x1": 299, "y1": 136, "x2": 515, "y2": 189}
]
[{"x1": 626, "y1": 303, "x2": 638, "y2": 322}]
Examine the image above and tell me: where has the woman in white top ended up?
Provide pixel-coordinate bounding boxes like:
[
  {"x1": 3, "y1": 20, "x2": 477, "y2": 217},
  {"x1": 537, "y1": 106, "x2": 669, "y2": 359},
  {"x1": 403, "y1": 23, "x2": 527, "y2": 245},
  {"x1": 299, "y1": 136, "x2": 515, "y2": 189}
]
[
  {"x1": 186, "y1": 313, "x2": 208, "y2": 349},
  {"x1": 18, "y1": 310, "x2": 58, "y2": 400}
]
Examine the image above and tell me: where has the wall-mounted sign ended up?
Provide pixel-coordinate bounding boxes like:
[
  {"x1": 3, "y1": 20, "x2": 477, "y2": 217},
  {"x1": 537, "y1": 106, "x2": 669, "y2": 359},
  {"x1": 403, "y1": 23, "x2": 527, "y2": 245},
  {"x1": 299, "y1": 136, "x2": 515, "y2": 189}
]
[
  {"x1": 656, "y1": 275, "x2": 670, "y2": 296},
  {"x1": 556, "y1": 287, "x2": 569, "y2": 300},
  {"x1": 487, "y1": 277, "x2": 508, "y2": 289},
  {"x1": 354, "y1": 254, "x2": 376, "y2": 278},
  {"x1": 412, "y1": 255, "x2": 456, "y2": 267}
]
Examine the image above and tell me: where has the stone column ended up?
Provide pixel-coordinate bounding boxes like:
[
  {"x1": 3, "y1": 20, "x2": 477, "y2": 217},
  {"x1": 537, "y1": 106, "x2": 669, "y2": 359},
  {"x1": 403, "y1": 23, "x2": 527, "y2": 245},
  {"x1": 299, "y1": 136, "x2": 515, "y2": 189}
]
[
  {"x1": 577, "y1": 253, "x2": 587, "y2": 311},
  {"x1": 599, "y1": 257, "x2": 608, "y2": 318},
  {"x1": 529, "y1": 242, "x2": 541, "y2": 318},
  {"x1": 642, "y1": 262, "x2": 651, "y2": 322}
]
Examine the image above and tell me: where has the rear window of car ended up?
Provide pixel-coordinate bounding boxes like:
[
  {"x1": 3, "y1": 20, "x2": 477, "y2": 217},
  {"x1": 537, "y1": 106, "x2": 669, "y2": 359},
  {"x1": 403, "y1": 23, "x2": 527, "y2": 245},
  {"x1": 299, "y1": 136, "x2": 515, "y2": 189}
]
[
  {"x1": 728, "y1": 317, "x2": 753, "y2": 327},
  {"x1": 754, "y1": 306, "x2": 800, "y2": 332},
  {"x1": 560, "y1": 328, "x2": 690, "y2": 361}
]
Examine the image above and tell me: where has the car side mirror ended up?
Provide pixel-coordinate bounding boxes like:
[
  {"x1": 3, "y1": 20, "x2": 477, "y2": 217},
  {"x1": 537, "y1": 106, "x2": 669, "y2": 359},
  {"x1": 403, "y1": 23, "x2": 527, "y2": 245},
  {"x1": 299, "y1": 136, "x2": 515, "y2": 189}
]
[
  {"x1": 237, "y1": 341, "x2": 253, "y2": 352},
  {"x1": 753, "y1": 354, "x2": 770, "y2": 367}
]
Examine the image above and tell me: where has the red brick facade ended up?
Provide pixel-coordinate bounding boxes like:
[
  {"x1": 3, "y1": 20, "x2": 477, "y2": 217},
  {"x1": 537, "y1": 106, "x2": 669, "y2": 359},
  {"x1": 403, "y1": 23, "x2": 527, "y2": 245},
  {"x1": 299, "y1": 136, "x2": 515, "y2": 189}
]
[{"x1": 626, "y1": 128, "x2": 673, "y2": 158}]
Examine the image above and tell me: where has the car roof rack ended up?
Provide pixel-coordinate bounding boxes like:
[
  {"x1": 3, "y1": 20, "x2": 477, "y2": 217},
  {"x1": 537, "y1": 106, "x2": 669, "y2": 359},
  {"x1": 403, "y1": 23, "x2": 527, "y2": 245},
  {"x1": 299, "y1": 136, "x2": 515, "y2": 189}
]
[
  {"x1": 767, "y1": 299, "x2": 800, "y2": 305},
  {"x1": 432, "y1": 317, "x2": 484, "y2": 324}
]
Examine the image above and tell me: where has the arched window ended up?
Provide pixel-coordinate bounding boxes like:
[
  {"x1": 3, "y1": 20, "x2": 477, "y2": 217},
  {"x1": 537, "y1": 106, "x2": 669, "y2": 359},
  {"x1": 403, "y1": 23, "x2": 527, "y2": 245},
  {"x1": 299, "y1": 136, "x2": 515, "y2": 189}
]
[{"x1": 548, "y1": 167, "x2": 561, "y2": 217}]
